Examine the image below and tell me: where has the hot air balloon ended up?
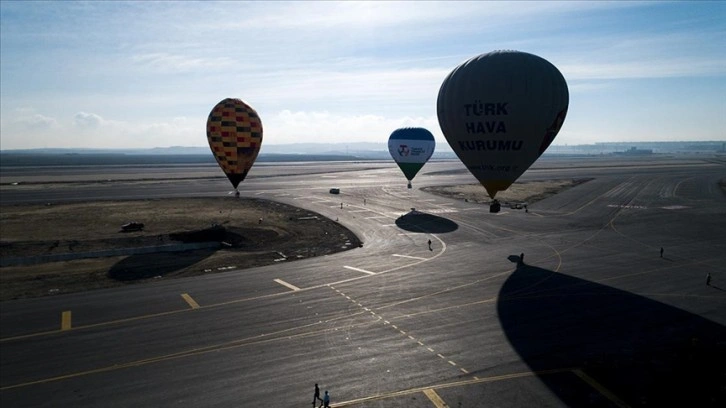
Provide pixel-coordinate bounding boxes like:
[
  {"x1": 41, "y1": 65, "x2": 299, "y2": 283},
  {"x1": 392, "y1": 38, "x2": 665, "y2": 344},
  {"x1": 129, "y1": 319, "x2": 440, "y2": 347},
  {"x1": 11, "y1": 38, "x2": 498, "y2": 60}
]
[
  {"x1": 437, "y1": 50, "x2": 568, "y2": 200},
  {"x1": 206, "y1": 98, "x2": 263, "y2": 196},
  {"x1": 388, "y1": 127, "x2": 436, "y2": 189}
]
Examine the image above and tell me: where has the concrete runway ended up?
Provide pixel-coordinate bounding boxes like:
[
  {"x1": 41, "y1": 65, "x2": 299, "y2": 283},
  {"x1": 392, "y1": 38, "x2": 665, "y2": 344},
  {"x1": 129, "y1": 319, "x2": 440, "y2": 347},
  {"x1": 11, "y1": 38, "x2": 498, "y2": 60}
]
[{"x1": 1, "y1": 156, "x2": 725, "y2": 407}]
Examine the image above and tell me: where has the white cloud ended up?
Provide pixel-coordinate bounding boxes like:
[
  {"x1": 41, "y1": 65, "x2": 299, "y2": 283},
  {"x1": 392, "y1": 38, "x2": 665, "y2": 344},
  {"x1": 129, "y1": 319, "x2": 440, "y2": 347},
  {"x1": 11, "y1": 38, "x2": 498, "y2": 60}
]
[
  {"x1": 264, "y1": 110, "x2": 442, "y2": 145},
  {"x1": 73, "y1": 112, "x2": 104, "y2": 129}
]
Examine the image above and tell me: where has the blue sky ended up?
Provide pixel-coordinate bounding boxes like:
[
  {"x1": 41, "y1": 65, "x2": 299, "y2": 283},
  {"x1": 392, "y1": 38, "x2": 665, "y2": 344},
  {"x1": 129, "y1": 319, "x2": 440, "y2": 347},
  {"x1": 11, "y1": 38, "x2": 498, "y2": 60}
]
[{"x1": 1, "y1": 1, "x2": 724, "y2": 150}]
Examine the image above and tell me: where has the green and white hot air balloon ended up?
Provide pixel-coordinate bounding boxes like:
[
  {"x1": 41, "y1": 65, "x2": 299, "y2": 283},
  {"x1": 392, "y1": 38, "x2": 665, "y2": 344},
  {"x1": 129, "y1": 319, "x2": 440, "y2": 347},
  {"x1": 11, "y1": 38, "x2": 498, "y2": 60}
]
[{"x1": 387, "y1": 127, "x2": 436, "y2": 189}]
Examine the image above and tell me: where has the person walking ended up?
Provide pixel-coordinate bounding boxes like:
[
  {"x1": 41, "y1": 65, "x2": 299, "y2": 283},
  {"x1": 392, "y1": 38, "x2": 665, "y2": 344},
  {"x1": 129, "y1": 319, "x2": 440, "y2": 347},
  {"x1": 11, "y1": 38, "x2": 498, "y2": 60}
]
[
  {"x1": 428, "y1": 239, "x2": 432, "y2": 251},
  {"x1": 520, "y1": 252, "x2": 525, "y2": 264},
  {"x1": 312, "y1": 383, "x2": 323, "y2": 407},
  {"x1": 706, "y1": 273, "x2": 712, "y2": 286},
  {"x1": 660, "y1": 247, "x2": 664, "y2": 258},
  {"x1": 323, "y1": 390, "x2": 330, "y2": 408}
]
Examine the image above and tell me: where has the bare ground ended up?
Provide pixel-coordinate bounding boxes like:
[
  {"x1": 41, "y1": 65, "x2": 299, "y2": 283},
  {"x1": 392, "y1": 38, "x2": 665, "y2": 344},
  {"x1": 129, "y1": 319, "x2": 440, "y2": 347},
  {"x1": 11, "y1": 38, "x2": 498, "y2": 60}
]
[
  {"x1": 0, "y1": 198, "x2": 360, "y2": 300},
  {"x1": 421, "y1": 178, "x2": 592, "y2": 205}
]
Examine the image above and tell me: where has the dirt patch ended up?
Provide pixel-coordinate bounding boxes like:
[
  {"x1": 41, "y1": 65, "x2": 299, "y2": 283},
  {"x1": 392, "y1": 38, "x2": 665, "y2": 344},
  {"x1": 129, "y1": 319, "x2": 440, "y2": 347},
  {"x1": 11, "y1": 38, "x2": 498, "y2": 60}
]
[
  {"x1": 0, "y1": 198, "x2": 360, "y2": 300},
  {"x1": 421, "y1": 179, "x2": 592, "y2": 205}
]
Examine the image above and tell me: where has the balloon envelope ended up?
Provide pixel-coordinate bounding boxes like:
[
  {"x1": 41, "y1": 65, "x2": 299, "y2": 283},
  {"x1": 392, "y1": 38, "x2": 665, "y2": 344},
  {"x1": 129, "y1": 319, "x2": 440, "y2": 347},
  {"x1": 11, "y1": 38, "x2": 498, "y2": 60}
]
[
  {"x1": 437, "y1": 50, "x2": 568, "y2": 198},
  {"x1": 387, "y1": 127, "x2": 436, "y2": 183},
  {"x1": 206, "y1": 98, "x2": 263, "y2": 189}
]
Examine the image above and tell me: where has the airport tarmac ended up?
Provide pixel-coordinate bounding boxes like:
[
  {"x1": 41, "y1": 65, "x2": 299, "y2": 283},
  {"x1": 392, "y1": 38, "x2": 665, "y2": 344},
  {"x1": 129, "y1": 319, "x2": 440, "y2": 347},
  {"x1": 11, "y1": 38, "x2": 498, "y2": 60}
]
[{"x1": 1, "y1": 156, "x2": 725, "y2": 407}]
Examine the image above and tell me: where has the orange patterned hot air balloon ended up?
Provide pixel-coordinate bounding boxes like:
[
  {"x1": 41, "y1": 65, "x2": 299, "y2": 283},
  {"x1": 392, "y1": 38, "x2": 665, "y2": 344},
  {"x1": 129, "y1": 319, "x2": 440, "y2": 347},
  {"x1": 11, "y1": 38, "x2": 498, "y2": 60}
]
[{"x1": 206, "y1": 98, "x2": 263, "y2": 192}]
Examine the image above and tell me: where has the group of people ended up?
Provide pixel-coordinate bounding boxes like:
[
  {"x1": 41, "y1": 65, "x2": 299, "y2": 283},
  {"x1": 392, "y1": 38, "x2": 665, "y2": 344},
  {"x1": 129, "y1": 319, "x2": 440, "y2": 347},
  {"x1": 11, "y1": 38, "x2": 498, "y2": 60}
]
[{"x1": 312, "y1": 384, "x2": 330, "y2": 408}]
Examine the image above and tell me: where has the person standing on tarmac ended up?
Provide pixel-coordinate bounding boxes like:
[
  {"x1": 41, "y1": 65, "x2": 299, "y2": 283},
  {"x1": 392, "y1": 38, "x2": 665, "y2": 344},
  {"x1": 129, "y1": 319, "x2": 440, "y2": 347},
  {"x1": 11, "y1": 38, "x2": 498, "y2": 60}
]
[
  {"x1": 323, "y1": 390, "x2": 330, "y2": 408},
  {"x1": 312, "y1": 383, "x2": 323, "y2": 407}
]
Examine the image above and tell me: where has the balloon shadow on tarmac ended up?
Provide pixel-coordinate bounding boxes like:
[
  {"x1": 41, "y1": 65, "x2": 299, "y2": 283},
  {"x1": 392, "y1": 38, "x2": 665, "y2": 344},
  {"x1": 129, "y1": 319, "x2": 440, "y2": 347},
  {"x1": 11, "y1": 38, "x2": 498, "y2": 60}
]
[
  {"x1": 108, "y1": 249, "x2": 216, "y2": 281},
  {"x1": 395, "y1": 211, "x2": 458, "y2": 234},
  {"x1": 497, "y1": 265, "x2": 726, "y2": 407}
]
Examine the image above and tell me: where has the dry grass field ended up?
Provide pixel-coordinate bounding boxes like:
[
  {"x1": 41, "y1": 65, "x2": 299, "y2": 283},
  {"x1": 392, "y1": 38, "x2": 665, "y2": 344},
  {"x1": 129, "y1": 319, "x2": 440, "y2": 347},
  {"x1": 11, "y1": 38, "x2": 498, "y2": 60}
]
[{"x1": 0, "y1": 198, "x2": 360, "y2": 300}]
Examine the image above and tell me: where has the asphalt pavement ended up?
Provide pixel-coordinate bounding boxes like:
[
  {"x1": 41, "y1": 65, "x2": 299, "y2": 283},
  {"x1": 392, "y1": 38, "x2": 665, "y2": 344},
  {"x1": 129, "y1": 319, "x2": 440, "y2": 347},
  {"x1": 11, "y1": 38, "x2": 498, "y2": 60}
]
[{"x1": 1, "y1": 156, "x2": 725, "y2": 407}]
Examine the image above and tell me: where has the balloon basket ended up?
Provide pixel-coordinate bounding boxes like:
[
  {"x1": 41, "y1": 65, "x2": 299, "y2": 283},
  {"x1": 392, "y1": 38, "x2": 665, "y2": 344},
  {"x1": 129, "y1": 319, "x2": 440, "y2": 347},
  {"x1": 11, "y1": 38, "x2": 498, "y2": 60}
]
[{"x1": 489, "y1": 200, "x2": 501, "y2": 213}]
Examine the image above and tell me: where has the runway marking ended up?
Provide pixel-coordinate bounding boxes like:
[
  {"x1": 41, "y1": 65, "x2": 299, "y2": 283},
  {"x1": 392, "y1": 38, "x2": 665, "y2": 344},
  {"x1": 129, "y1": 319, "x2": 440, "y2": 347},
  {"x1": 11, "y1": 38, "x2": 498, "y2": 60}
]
[
  {"x1": 273, "y1": 279, "x2": 300, "y2": 292},
  {"x1": 331, "y1": 368, "x2": 572, "y2": 407},
  {"x1": 331, "y1": 286, "x2": 473, "y2": 386},
  {"x1": 180, "y1": 294, "x2": 200, "y2": 309},
  {"x1": 1, "y1": 231, "x2": 448, "y2": 343},
  {"x1": 392, "y1": 254, "x2": 427, "y2": 260},
  {"x1": 381, "y1": 224, "x2": 397, "y2": 227},
  {"x1": 460, "y1": 368, "x2": 469, "y2": 374},
  {"x1": 573, "y1": 369, "x2": 631, "y2": 408},
  {"x1": 344, "y1": 266, "x2": 376, "y2": 275},
  {"x1": 423, "y1": 389, "x2": 449, "y2": 408},
  {"x1": 61, "y1": 311, "x2": 72, "y2": 331}
]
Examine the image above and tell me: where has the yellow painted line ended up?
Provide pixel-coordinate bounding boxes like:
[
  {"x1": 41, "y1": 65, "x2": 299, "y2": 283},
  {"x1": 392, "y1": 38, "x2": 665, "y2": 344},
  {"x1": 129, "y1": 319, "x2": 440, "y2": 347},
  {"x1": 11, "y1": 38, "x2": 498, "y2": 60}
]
[
  {"x1": 573, "y1": 369, "x2": 631, "y2": 408},
  {"x1": 423, "y1": 388, "x2": 449, "y2": 408},
  {"x1": 273, "y1": 278, "x2": 300, "y2": 292},
  {"x1": 333, "y1": 368, "x2": 572, "y2": 407},
  {"x1": 344, "y1": 265, "x2": 376, "y2": 275},
  {"x1": 180, "y1": 293, "x2": 200, "y2": 309},
  {"x1": 61, "y1": 311, "x2": 72, "y2": 331}
]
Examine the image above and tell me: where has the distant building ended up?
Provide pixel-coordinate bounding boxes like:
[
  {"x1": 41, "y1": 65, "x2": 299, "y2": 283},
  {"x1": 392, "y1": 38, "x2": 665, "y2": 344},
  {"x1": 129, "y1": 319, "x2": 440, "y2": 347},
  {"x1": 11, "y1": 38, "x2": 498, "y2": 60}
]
[{"x1": 613, "y1": 147, "x2": 653, "y2": 156}]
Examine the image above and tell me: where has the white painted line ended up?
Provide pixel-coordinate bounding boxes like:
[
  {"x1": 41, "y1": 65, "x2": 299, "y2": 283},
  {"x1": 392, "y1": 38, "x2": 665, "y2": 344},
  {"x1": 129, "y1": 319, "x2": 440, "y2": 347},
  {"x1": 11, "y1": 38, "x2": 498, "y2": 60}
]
[
  {"x1": 417, "y1": 341, "x2": 425, "y2": 346},
  {"x1": 381, "y1": 224, "x2": 397, "y2": 227},
  {"x1": 437, "y1": 354, "x2": 446, "y2": 359},
  {"x1": 408, "y1": 335, "x2": 415, "y2": 340},
  {"x1": 393, "y1": 254, "x2": 427, "y2": 261},
  {"x1": 273, "y1": 278, "x2": 300, "y2": 291},
  {"x1": 344, "y1": 266, "x2": 376, "y2": 275},
  {"x1": 460, "y1": 368, "x2": 469, "y2": 374},
  {"x1": 427, "y1": 347, "x2": 435, "y2": 352},
  {"x1": 448, "y1": 360, "x2": 457, "y2": 366}
]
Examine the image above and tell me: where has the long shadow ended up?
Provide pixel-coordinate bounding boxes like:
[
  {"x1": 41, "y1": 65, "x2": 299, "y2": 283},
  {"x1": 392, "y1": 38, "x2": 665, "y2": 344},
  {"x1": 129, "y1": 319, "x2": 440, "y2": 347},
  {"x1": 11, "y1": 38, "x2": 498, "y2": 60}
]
[
  {"x1": 108, "y1": 249, "x2": 216, "y2": 281},
  {"x1": 497, "y1": 264, "x2": 726, "y2": 407},
  {"x1": 395, "y1": 211, "x2": 458, "y2": 233}
]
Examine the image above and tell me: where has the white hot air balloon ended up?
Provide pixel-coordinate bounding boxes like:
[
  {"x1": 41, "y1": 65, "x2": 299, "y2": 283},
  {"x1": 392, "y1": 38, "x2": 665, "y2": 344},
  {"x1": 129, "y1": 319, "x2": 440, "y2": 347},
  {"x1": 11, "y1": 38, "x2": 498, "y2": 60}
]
[
  {"x1": 387, "y1": 127, "x2": 436, "y2": 189},
  {"x1": 437, "y1": 50, "x2": 569, "y2": 199}
]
